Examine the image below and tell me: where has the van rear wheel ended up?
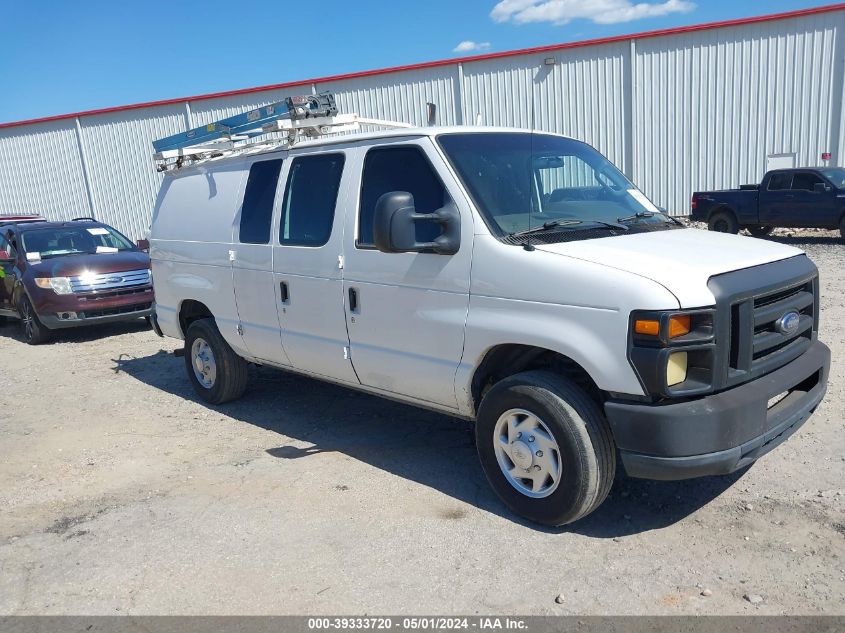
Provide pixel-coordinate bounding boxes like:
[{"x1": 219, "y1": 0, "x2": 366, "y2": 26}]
[
  {"x1": 475, "y1": 370, "x2": 615, "y2": 526},
  {"x1": 184, "y1": 318, "x2": 248, "y2": 404},
  {"x1": 708, "y1": 210, "x2": 739, "y2": 234}
]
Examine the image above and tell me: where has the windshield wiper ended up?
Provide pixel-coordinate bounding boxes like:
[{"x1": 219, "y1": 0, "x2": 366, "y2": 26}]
[
  {"x1": 510, "y1": 219, "x2": 628, "y2": 239},
  {"x1": 617, "y1": 211, "x2": 656, "y2": 223}
]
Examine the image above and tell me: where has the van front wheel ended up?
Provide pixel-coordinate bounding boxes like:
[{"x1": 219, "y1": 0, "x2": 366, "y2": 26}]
[
  {"x1": 475, "y1": 370, "x2": 615, "y2": 526},
  {"x1": 184, "y1": 318, "x2": 248, "y2": 404}
]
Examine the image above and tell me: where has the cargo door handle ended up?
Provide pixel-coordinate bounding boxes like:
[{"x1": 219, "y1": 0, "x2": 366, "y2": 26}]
[
  {"x1": 280, "y1": 281, "x2": 289, "y2": 303},
  {"x1": 348, "y1": 287, "x2": 358, "y2": 312}
]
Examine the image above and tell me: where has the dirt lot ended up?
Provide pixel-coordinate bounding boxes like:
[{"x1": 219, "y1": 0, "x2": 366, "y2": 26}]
[{"x1": 1, "y1": 229, "x2": 843, "y2": 615}]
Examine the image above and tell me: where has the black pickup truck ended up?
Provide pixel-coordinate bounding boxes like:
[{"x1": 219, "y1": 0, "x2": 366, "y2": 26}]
[{"x1": 691, "y1": 167, "x2": 845, "y2": 237}]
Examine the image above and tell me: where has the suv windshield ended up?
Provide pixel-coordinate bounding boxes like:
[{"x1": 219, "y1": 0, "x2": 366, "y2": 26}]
[
  {"x1": 819, "y1": 167, "x2": 845, "y2": 188},
  {"x1": 21, "y1": 225, "x2": 134, "y2": 259},
  {"x1": 438, "y1": 132, "x2": 675, "y2": 239}
]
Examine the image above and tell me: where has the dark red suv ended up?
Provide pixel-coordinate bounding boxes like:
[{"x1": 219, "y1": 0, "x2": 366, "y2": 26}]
[{"x1": 0, "y1": 218, "x2": 153, "y2": 344}]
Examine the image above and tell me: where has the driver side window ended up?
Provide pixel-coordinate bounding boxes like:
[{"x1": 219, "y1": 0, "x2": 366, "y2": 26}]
[
  {"x1": 358, "y1": 146, "x2": 450, "y2": 247},
  {"x1": 0, "y1": 234, "x2": 16, "y2": 260},
  {"x1": 791, "y1": 172, "x2": 824, "y2": 192}
]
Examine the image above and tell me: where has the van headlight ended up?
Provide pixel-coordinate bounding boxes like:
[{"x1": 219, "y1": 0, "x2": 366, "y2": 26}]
[
  {"x1": 628, "y1": 309, "x2": 715, "y2": 397},
  {"x1": 34, "y1": 277, "x2": 73, "y2": 294}
]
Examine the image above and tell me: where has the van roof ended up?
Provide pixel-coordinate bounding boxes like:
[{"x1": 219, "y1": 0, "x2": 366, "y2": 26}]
[{"x1": 164, "y1": 126, "x2": 574, "y2": 176}]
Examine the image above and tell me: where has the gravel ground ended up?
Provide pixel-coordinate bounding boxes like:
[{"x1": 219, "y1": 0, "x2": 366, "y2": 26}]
[{"x1": 0, "y1": 229, "x2": 843, "y2": 615}]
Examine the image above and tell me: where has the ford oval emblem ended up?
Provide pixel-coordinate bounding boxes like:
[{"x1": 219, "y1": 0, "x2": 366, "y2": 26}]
[
  {"x1": 106, "y1": 276, "x2": 123, "y2": 284},
  {"x1": 776, "y1": 311, "x2": 801, "y2": 335}
]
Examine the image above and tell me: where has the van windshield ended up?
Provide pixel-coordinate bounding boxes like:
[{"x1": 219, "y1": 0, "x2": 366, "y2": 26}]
[
  {"x1": 21, "y1": 225, "x2": 134, "y2": 259},
  {"x1": 437, "y1": 132, "x2": 675, "y2": 239}
]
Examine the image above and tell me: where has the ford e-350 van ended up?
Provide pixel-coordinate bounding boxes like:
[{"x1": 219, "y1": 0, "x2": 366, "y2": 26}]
[{"x1": 149, "y1": 107, "x2": 829, "y2": 525}]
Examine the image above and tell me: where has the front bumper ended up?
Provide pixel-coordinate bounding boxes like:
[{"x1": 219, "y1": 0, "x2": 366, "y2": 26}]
[
  {"x1": 31, "y1": 285, "x2": 154, "y2": 330},
  {"x1": 604, "y1": 340, "x2": 830, "y2": 480},
  {"x1": 39, "y1": 304, "x2": 153, "y2": 329}
]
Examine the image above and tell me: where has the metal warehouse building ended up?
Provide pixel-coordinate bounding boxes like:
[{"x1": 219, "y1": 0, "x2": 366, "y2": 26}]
[{"x1": 2, "y1": 4, "x2": 845, "y2": 240}]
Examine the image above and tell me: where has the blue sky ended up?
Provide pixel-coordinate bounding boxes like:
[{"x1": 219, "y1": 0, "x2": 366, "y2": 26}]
[{"x1": 0, "y1": 0, "x2": 834, "y2": 123}]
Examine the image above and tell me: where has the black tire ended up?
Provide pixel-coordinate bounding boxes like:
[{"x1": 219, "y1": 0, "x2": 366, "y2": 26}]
[
  {"x1": 708, "y1": 210, "x2": 739, "y2": 234},
  {"x1": 475, "y1": 370, "x2": 616, "y2": 526},
  {"x1": 747, "y1": 226, "x2": 774, "y2": 237},
  {"x1": 184, "y1": 318, "x2": 248, "y2": 404},
  {"x1": 19, "y1": 295, "x2": 50, "y2": 345},
  {"x1": 840, "y1": 216, "x2": 845, "y2": 240}
]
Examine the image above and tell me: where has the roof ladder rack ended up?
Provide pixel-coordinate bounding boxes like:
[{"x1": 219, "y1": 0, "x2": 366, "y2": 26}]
[{"x1": 152, "y1": 91, "x2": 413, "y2": 172}]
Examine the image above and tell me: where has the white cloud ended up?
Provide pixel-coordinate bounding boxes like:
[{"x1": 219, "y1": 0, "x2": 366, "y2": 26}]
[
  {"x1": 453, "y1": 40, "x2": 492, "y2": 53},
  {"x1": 491, "y1": 0, "x2": 695, "y2": 26}
]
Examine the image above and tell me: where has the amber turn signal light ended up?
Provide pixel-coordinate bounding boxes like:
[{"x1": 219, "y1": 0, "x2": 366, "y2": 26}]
[
  {"x1": 668, "y1": 315, "x2": 691, "y2": 338},
  {"x1": 635, "y1": 315, "x2": 692, "y2": 338},
  {"x1": 634, "y1": 319, "x2": 660, "y2": 336}
]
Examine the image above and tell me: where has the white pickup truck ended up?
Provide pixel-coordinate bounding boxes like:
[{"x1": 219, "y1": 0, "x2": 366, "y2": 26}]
[{"x1": 149, "y1": 101, "x2": 830, "y2": 526}]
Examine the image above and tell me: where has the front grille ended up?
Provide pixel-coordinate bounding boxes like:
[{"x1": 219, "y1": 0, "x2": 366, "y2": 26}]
[
  {"x1": 77, "y1": 286, "x2": 151, "y2": 302},
  {"x1": 69, "y1": 269, "x2": 151, "y2": 294},
  {"x1": 80, "y1": 302, "x2": 152, "y2": 319},
  {"x1": 709, "y1": 256, "x2": 819, "y2": 391},
  {"x1": 745, "y1": 280, "x2": 815, "y2": 366}
]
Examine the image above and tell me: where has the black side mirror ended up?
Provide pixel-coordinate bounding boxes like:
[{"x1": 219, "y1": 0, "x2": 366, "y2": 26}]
[
  {"x1": 373, "y1": 192, "x2": 460, "y2": 255},
  {"x1": 136, "y1": 239, "x2": 150, "y2": 252},
  {"x1": 813, "y1": 182, "x2": 831, "y2": 193}
]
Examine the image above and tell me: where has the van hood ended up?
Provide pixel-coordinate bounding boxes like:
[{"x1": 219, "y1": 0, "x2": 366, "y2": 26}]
[
  {"x1": 534, "y1": 228, "x2": 804, "y2": 307},
  {"x1": 25, "y1": 251, "x2": 150, "y2": 278}
]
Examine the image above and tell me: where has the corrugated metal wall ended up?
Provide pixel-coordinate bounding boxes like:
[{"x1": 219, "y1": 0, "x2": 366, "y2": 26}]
[
  {"x1": 0, "y1": 119, "x2": 91, "y2": 220},
  {"x1": 1, "y1": 9, "x2": 843, "y2": 238},
  {"x1": 633, "y1": 10, "x2": 845, "y2": 213},
  {"x1": 78, "y1": 104, "x2": 187, "y2": 235}
]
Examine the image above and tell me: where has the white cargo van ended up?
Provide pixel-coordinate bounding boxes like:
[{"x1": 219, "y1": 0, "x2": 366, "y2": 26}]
[{"x1": 149, "y1": 95, "x2": 830, "y2": 525}]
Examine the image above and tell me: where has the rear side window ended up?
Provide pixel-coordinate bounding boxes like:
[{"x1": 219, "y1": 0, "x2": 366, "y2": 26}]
[
  {"x1": 358, "y1": 146, "x2": 449, "y2": 247},
  {"x1": 767, "y1": 173, "x2": 793, "y2": 190},
  {"x1": 279, "y1": 153, "x2": 344, "y2": 247},
  {"x1": 239, "y1": 158, "x2": 283, "y2": 244},
  {"x1": 791, "y1": 172, "x2": 824, "y2": 191}
]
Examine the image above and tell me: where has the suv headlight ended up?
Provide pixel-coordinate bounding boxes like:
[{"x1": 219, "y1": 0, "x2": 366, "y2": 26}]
[
  {"x1": 628, "y1": 309, "x2": 716, "y2": 397},
  {"x1": 34, "y1": 277, "x2": 73, "y2": 294}
]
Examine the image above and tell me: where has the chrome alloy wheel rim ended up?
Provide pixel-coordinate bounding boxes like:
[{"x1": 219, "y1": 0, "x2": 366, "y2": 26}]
[
  {"x1": 493, "y1": 408, "x2": 562, "y2": 498},
  {"x1": 21, "y1": 301, "x2": 34, "y2": 341},
  {"x1": 191, "y1": 337, "x2": 217, "y2": 389}
]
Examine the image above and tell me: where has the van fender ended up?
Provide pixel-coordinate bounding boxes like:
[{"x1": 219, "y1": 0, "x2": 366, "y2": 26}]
[{"x1": 454, "y1": 296, "x2": 648, "y2": 416}]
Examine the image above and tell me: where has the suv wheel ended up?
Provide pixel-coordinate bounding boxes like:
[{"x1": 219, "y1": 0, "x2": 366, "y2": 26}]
[
  {"x1": 19, "y1": 296, "x2": 50, "y2": 345},
  {"x1": 840, "y1": 216, "x2": 845, "y2": 240},
  {"x1": 184, "y1": 318, "x2": 248, "y2": 404},
  {"x1": 476, "y1": 370, "x2": 615, "y2": 526},
  {"x1": 708, "y1": 210, "x2": 739, "y2": 234}
]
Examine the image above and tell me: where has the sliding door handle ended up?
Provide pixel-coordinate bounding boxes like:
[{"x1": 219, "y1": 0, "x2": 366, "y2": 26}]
[
  {"x1": 348, "y1": 287, "x2": 358, "y2": 312},
  {"x1": 280, "y1": 281, "x2": 289, "y2": 303}
]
